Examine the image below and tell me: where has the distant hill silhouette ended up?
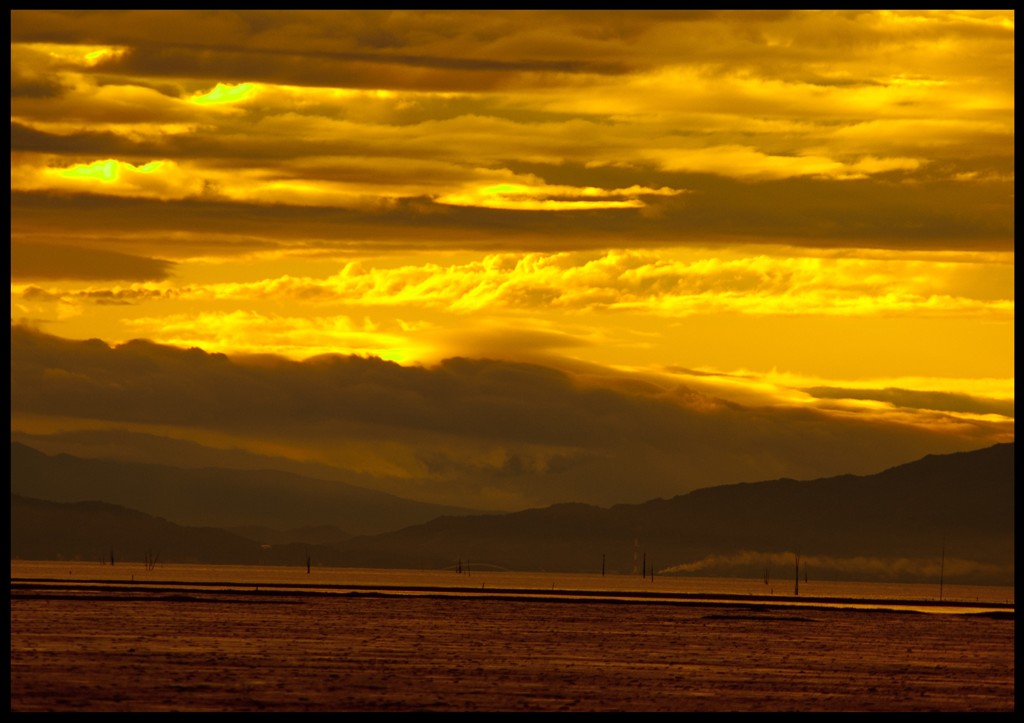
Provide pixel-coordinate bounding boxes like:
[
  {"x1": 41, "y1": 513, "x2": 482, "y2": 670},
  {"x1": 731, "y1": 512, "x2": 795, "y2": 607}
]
[
  {"x1": 10, "y1": 428, "x2": 406, "y2": 498},
  {"x1": 9, "y1": 442, "x2": 482, "y2": 535},
  {"x1": 323, "y1": 442, "x2": 1014, "y2": 583},
  {"x1": 10, "y1": 443, "x2": 1014, "y2": 584},
  {"x1": 10, "y1": 494, "x2": 338, "y2": 566},
  {"x1": 226, "y1": 523, "x2": 353, "y2": 546},
  {"x1": 11, "y1": 494, "x2": 262, "y2": 565}
]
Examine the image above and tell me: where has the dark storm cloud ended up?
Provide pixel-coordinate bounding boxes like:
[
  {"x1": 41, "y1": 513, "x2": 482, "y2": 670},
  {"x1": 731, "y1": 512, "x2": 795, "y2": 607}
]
[
  {"x1": 11, "y1": 241, "x2": 175, "y2": 282},
  {"x1": 11, "y1": 324, "x2": 1005, "y2": 509}
]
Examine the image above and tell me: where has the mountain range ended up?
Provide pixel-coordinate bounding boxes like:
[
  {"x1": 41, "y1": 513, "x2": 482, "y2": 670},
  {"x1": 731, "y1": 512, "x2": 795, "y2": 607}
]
[
  {"x1": 9, "y1": 441, "x2": 482, "y2": 535},
  {"x1": 10, "y1": 441, "x2": 1014, "y2": 584}
]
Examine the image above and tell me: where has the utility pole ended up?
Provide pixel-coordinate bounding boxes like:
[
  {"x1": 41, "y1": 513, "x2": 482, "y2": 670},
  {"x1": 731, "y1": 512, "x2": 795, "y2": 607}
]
[{"x1": 939, "y1": 539, "x2": 945, "y2": 602}]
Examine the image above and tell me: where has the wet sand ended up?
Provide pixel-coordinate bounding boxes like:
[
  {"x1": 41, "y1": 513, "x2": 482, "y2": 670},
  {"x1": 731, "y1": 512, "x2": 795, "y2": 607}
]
[{"x1": 9, "y1": 582, "x2": 1014, "y2": 712}]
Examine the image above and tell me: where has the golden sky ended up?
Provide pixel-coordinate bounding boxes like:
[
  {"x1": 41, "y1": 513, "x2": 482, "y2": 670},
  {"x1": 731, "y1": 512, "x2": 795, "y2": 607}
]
[{"x1": 10, "y1": 10, "x2": 1014, "y2": 511}]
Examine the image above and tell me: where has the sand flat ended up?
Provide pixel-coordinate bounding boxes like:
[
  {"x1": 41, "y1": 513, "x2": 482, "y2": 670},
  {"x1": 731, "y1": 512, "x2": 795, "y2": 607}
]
[{"x1": 10, "y1": 584, "x2": 1014, "y2": 712}]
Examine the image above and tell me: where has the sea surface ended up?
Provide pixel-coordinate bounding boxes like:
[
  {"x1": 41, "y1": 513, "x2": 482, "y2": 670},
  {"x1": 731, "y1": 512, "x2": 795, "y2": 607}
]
[{"x1": 11, "y1": 560, "x2": 1013, "y2": 613}]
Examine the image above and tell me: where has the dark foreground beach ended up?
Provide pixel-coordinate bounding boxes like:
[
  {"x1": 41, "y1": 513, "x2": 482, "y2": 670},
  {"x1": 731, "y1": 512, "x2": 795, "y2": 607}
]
[{"x1": 10, "y1": 577, "x2": 1014, "y2": 712}]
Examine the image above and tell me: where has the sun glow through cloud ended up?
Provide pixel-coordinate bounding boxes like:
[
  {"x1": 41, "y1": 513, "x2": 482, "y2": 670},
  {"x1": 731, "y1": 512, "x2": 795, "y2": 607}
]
[
  {"x1": 9, "y1": 9, "x2": 1013, "y2": 512},
  {"x1": 189, "y1": 82, "x2": 258, "y2": 105}
]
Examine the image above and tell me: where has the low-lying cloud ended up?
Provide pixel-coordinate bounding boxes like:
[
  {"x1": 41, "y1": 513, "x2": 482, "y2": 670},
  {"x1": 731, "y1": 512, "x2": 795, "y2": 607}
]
[
  {"x1": 659, "y1": 549, "x2": 1011, "y2": 584},
  {"x1": 11, "y1": 324, "x2": 1007, "y2": 511}
]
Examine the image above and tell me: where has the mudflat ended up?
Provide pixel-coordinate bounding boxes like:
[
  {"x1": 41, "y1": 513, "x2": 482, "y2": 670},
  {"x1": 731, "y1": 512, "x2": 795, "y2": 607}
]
[{"x1": 9, "y1": 584, "x2": 1014, "y2": 712}]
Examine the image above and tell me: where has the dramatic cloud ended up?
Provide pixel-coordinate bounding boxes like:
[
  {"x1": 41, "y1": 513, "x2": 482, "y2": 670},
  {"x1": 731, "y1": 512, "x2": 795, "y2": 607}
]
[
  {"x1": 10, "y1": 10, "x2": 1013, "y2": 252},
  {"x1": 10, "y1": 326, "x2": 1010, "y2": 511},
  {"x1": 9, "y1": 11, "x2": 1013, "y2": 512}
]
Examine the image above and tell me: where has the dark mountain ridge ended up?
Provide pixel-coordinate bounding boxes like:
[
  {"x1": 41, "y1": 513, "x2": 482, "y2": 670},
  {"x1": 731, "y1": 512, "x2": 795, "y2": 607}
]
[
  {"x1": 11, "y1": 494, "x2": 263, "y2": 565},
  {"x1": 9, "y1": 428, "x2": 397, "y2": 496},
  {"x1": 10, "y1": 443, "x2": 1014, "y2": 584},
  {"x1": 327, "y1": 443, "x2": 1014, "y2": 581},
  {"x1": 9, "y1": 441, "x2": 483, "y2": 535}
]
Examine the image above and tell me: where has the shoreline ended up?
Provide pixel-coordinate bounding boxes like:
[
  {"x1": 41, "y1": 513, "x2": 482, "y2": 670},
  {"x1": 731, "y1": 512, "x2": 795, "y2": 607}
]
[{"x1": 11, "y1": 576, "x2": 1014, "y2": 617}]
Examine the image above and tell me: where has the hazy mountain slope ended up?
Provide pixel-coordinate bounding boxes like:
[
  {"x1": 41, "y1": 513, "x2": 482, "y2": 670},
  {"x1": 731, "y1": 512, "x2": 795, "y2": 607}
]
[
  {"x1": 11, "y1": 494, "x2": 263, "y2": 565},
  {"x1": 10, "y1": 428, "x2": 394, "y2": 492},
  {"x1": 226, "y1": 524, "x2": 352, "y2": 546},
  {"x1": 326, "y1": 443, "x2": 1014, "y2": 582},
  {"x1": 11, "y1": 443, "x2": 1013, "y2": 584},
  {"x1": 630, "y1": 442, "x2": 1013, "y2": 558},
  {"x1": 10, "y1": 442, "x2": 483, "y2": 535}
]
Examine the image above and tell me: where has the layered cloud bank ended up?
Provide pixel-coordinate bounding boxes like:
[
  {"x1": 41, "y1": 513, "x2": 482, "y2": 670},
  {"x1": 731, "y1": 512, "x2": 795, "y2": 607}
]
[
  {"x1": 12, "y1": 325, "x2": 1009, "y2": 511},
  {"x1": 12, "y1": 11, "x2": 1014, "y2": 264},
  {"x1": 10, "y1": 11, "x2": 1013, "y2": 511}
]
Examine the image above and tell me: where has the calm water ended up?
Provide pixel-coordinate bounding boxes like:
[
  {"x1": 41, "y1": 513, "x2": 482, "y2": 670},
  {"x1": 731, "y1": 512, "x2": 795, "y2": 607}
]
[{"x1": 11, "y1": 560, "x2": 1014, "y2": 609}]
